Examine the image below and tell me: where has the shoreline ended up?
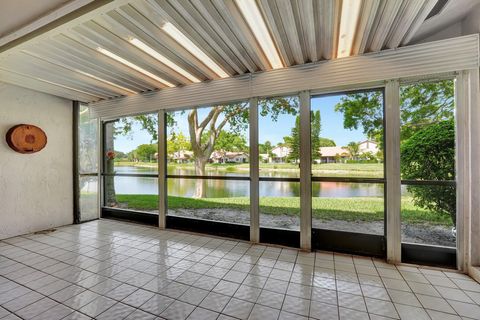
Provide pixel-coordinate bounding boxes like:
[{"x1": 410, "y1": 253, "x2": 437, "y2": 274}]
[{"x1": 114, "y1": 162, "x2": 384, "y2": 175}]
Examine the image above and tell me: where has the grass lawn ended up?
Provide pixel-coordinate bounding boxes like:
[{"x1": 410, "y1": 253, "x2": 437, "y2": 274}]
[
  {"x1": 115, "y1": 161, "x2": 157, "y2": 167},
  {"x1": 311, "y1": 163, "x2": 383, "y2": 177},
  {"x1": 115, "y1": 194, "x2": 452, "y2": 226}
]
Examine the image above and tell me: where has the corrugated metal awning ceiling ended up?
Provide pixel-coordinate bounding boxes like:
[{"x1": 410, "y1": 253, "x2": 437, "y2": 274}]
[{"x1": 0, "y1": 0, "x2": 439, "y2": 103}]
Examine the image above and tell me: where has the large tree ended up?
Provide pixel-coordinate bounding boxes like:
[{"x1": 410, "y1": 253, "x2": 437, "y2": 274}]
[
  {"x1": 187, "y1": 98, "x2": 298, "y2": 197},
  {"x1": 311, "y1": 110, "x2": 322, "y2": 162},
  {"x1": 335, "y1": 90, "x2": 384, "y2": 144},
  {"x1": 214, "y1": 131, "x2": 248, "y2": 152},
  {"x1": 259, "y1": 140, "x2": 273, "y2": 155},
  {"x1": 334, "y1": 80, "x2": 454, "y2": 144},
  {"x1": 400, "y1": 81, "x2": 454, "y2": 140},
  {"x1": 287, "y1": 116, "x2": 300, "y2": 163},
  {"x1": 185, "y1": 103, "x2": 249, "y2": 197},
  {"x1": 346, "y1": 142, "x2": 360, "y2": 160},
  {"x1": 114, "y1": 150, "x2": 128, "y2": 160},
  {"x1": 167, "y1": 132, "x2": 191, "y2": 156},
  {"x1": 286, "y1": 110, "x2": 322, "y2": 163},
  {"x1": 135, "y1": 144, "x2": 157, "y2": 162},
  {"x1": 319, "y1": 137, "x2": 336, "y2": 147},
  {"x1": 335, "y1": 81, "x2": 456, "y2": 223}
]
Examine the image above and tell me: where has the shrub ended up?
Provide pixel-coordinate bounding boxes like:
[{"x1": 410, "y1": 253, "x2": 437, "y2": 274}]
[
  {"x1": 225, "y1": 166, "x2": 236, "y2": 172},
  {"x1": 400, "y1": 120, "x2": 456, "y2": 224}
]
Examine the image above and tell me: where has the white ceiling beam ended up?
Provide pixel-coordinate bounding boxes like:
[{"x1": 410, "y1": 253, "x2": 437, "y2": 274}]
[
  {"x1": 96, "y1": 12, "x2": 194, "y2": 85},
  {"x1": 385, "y1": 0, "x2": 427, "y2": 49},
  {"x1": 118, "y1": 3, "x2": 217, "y2": 81},
  {"x1": 296, "y1": 0, "x2": 317, "y2": 62},
  {"x1": 65, "y1": 29, "x2": 166, "y2": 90},
  {"x1": 290, "y1": 0, "x2": 308, "y2": 61},
  {"x1": 224, "y1": 0, "x2": 279, "y2": 70},
  {"x1": 147, "y1": 0, "x2": 237, "y2": 76},
  {"x1": 352, "y1": 0, "x2": 381, "y2": 55},
  {"x1": 169, "y1": 0, "x2": 251, "y2": 74},
  {"x1": 0, "y1": 0, "x2": 134, "y2": 56},
  {"x1": 187, "y1": 0, "x2": 258, "y2": 73},
  {"x1": 257, "y1": 0, "x2": 294, "y2": 66},
  {"x1": 0, "y1": 0, "x2": 470, "y2": 105},
  {"x1": 89, "y1": 35, "x2": 479, "y2": 118},
  {"x1": 3, "y1": 55, "x2": 116, "y2": 99},
  {"x1": 317, "y1": 0, "x2": 340, "y2": 60},
  {"x1": 19, "y1": 49, "x2": 136, "y2": 96},
  {"x1": 211, "y1": 0, "x2": 271, "y2": 71},
  {"x1": 69, "y1": 23, "x2": 171, "y2": 89},
  {"x1": 42, "y1": 39, "x2": 150, "y2": 92},
  {"x1": 0, "y1": 68, "x2": 100, "y2": 102},
  {"x1": 331, "y1": 0, "x2": 341, "y2": 59},
  {"x1": 52, "y1": 34, "x2": 158, "y2": 91},
  {"x1": 401, "y1": 0, "x2": 438, "y2": 45},
  {"x1": 0, "y1": 0, "x2": 95, "y2": 47},
  {"x1": 82, "y1": 20, "x2": 182, "y2": 86},
  {"x1": 367, "y1": 0, "x2": 404, "y2": 52},
  {"x1": 276, "y1": 0, "x2": 305, "y2": 65}
]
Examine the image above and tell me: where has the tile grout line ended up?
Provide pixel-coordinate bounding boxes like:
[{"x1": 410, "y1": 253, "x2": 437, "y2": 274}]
[{"x1": 1, "y1": 221, "x2": 479, "y2": 320}]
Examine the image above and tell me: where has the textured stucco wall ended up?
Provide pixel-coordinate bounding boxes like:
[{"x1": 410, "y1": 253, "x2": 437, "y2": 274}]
[
  {"x1": 415, "y1": 3, "x2": 480, "y2": 45},
  {"x1": 414, "y1": 22, "x2": 463, "y2": 44},
  {"x1": 0, "y1": 82, "x2": 73, "y2": 239},
  {"x1": 462, "y1": 3, "x2": 480, "y2": 35}
]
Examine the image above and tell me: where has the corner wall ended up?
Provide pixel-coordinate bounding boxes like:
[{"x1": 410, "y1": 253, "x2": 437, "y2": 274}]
[
  {"x1": 462, "y1": 3, "x2": 480, "y2": 35},
  {"x1": 0, "y1": 82, "x2": 73, "y2": 239},
  {"x1": 414, "y1": 3, "x2": 480, "y2": 45}
]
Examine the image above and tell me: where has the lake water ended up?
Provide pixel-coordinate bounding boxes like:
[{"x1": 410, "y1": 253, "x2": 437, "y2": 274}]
[{"x1": 114, "y1": 166, "x2": 385, "y2": 198}]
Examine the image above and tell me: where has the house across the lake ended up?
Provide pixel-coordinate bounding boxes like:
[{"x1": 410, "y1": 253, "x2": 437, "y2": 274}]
[
  {"x1": 210, "y1": 151, "x2": 249, "y2": 163},
  {"x1": 169, "y1": 140, "x2": 379, "y2": 164},
  {"x1": 358, "y1": 140, "x2": 379, "y2": 154},
  {"x1": 171, "y1": 150, "x2": 193, "y2": 163},
  {"x1": 271, "y1": 146, "x2": 291, "y2": 163},
  {"x1": 318, "y1": 146, "x2": 350, "y2": 163}
]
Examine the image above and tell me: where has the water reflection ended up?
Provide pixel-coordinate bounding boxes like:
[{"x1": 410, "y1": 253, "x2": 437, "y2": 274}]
[
  {"x1": 312, "y1": 182, "x2": 383, "y2": 197},
  {"x1": 113, "y1": 166, "x2": 386, "y2": 197}
]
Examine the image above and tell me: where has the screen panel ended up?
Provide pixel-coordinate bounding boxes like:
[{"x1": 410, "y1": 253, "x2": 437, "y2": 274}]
[{"x1": 399, "y1": 79, "x2": 456, "y2": 248}]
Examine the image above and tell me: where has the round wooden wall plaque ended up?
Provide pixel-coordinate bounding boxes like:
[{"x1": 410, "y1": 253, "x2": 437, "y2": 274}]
[{"x1": 6, "y1": 124, "x2": 47, "y2": 154}]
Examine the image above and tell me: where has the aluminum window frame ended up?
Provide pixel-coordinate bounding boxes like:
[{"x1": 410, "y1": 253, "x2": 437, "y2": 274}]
[
  {"x1": 100, "y1": 113, "x2": 160, "y2": 215},
  {"x1": 95, "y1": 71, "x2": 474, "y2": 270},
  {"x1": 309, "y1": 87, "x2": 388, "y2": 255},
  {"x1": 254, "y1": 93, "x2": 303, "y2": 247},
  {"x1": 396, "y1": 76, "x2": 459, "y2": 268},
  {"x1": 163, "y1": 101, "x2": 253, "y2": 236},
  {"x1": 76, "y1": 102, "x2": 101, "y2": 223}
]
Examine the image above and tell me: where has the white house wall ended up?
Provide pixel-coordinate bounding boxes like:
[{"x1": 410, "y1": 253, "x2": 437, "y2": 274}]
[
  {"x1": 415, "y1": 21, "x2": 463, "y2": 44},
  {"x1": 0, "y1": 83, "x2": 73, "y2": 239},
  {"x1": 414, "y1": 3, "x2": 480, "y2": 45},
  {"x1": 462, "y1": 3, "x2": 480, "y2": 35}
]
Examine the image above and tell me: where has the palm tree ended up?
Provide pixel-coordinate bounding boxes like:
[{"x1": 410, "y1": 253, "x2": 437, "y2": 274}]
[{"x1": 347, "y1": 142, "x2": 360, "y2": 160}]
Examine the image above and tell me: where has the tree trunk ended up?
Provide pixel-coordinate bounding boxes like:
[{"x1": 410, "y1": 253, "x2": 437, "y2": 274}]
[
  {"x1": 105, "y1": 124, "x2": 117, "y2": 206},
  {"x1": 194, "y1": 158, "x2": 207, "y2": 198},
  {"x1": 105, "y1": 158, "x2": 116, "y2": 206}
]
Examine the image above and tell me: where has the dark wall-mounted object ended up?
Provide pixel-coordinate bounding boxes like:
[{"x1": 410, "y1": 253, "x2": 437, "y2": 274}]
[{"x1": 6, "y1": 124, "x2": 47, "y2": 154}]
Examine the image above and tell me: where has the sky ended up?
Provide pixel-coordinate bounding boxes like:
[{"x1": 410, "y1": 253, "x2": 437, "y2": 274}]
[{"x1": 113, "y1": 94, "x2": 370, "y2": 153}]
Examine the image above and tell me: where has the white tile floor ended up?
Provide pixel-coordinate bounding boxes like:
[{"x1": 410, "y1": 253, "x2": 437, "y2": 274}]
[{"x1": 1, "y1": 220, "x2": 480, "y2": 320}]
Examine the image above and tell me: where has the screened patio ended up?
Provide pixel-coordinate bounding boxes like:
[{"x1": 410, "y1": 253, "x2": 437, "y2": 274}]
[{"x1": 1, "y1": 0, "x2": 480, "y2": 319}]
